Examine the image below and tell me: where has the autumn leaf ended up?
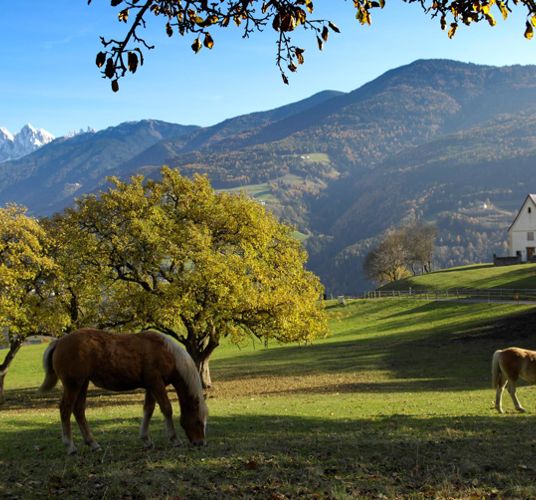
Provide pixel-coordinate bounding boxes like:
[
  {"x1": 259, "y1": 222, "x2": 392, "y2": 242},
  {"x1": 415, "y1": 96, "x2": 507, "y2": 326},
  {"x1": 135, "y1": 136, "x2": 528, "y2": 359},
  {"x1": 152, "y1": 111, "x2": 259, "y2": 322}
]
[
  {"x1": 95, "y1": 52, "x2": 106, "y2": 68},
  {"x1": 525, "y1": 20, "x2": 534, "y2": 39},
  {"x1": 118, "y1": 8, "x2": 129, "y2": 22},
  {"x1": 498, "y1": 1, "x2": 508, "y2": 20},
  {"x1": 191, "y1": 38, "x2": 202, "y2": 53},
  {"x1": 328, "y1": 21, "x2": 341, "y2": 33},
  {"x1": 104, "y1": 58, "x2": 115, "y2": 79},
  {"x1": 127, "y1": 52, "x2": 139, "y2": 73},
  {"x1": 203, "y1": 33, "x2": 214, "y2": 49},
  {"x1": 448, "y1": 22, "x2": 458, "y2": 38},
  {"x1": 295, "y1": 47, "x2": 305, "y2": 64}
]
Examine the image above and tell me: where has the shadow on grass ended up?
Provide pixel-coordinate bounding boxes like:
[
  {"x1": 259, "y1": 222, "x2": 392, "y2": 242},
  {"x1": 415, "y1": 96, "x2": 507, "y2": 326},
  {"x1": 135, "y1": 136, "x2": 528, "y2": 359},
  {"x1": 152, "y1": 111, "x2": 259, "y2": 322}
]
[
  {"x1": 2, "y1": 413, "x2": 536, "y2": 498},
  {"x1": 431, "y1": 264, "x2": 496, "y2": 274},
  {"x1": 1, "y1": 387, "x2": 156, "y2": 412},
  {"x1": 211, "y1": 306, "x2": 536, "y2": 393},
  {"x1": 476, "y1": 267, "x2": 536, "y2": 290}
]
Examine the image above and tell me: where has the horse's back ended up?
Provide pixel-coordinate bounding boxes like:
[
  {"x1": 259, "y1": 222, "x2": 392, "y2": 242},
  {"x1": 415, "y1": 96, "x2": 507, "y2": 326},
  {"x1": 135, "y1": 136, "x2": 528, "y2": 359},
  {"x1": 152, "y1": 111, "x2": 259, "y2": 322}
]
[
  {"x1": 497, "y1": 347, "x2": 536, "y2": 383},
  {"x1": 52, "y1": 329, "x2": 176, "y2": 391}
]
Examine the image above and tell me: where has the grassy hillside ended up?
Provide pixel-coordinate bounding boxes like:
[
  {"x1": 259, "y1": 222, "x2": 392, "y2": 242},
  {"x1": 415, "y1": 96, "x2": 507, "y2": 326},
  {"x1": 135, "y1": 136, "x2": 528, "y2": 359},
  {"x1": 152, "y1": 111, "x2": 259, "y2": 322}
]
[
  {"x1": 383, "y1": 263, "x2": 536, "y2": 291},
  {"x1": 3, "y1": 299, "x2": 536, "y2": 498}
]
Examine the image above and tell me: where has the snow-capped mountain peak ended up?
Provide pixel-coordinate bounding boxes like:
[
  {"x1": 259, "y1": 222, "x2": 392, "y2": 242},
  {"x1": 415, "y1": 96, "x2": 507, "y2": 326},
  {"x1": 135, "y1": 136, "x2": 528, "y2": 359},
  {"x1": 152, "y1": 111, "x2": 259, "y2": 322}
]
[
  {"x1": 0, "y1": 124, "x2": 55, "y2": 163},
  {"x1": 0, "y1": 127, "x2": 15, "y2": 143}
]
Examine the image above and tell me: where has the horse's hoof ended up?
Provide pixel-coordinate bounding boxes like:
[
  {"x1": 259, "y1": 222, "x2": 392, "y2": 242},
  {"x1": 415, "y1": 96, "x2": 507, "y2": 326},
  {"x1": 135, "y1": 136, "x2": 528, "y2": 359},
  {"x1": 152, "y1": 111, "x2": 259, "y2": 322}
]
[
  {"x1": 517, "y1": 407, "x2": 527, "y2": 413},
  {"x1": 67, "y1": 446, "x2": 77, "y2": 455},
  {"x1": 142, "y1": 439, "x2": 154, "y2": 449},
  {"x1": 170, "y1": 438, "x2": 181, "y2": 448},
  {"x1": 90, "y1": 442, "x2": 102, "y2": 452}
]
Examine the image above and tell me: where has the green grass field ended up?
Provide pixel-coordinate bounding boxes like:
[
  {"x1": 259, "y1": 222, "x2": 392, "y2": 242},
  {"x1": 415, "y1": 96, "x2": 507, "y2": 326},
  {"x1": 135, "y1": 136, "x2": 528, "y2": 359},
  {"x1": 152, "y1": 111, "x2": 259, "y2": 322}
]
[
  {"x1": 383, "y1": 263, "x2": 536, "y2": 291},
  {"x1": 220, "y1": 182, "x2": 279, "y2": 205},
  {"x1": 3, "y1": 299, "x2": 536, "y2": 498}
]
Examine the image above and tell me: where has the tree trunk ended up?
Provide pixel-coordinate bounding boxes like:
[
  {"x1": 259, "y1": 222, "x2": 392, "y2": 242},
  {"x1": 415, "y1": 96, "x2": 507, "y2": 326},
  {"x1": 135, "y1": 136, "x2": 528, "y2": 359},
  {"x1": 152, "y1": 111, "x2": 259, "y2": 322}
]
[
  {"x1": 181, "y1": 323, "x2": 220, "y2": 390},
  {"x1": 198, "y1": 357, "x2": 212, "y2": 389},
  {"x1": 188, "y1": 340, "x2": 219, "y2": 389},
  {"x1": 0, "y1": 338, "x2": 23, "y2": 404}
]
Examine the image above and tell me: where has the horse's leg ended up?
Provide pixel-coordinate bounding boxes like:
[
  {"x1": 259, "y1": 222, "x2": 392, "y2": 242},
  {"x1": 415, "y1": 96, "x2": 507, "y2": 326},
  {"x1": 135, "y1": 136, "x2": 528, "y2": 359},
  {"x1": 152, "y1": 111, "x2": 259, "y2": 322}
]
[
  {"x1": 506, "y1": 379, "x2": 526, "y2": 412},
  {"x1": 73, "y1": 381, "x2": 100, "y2": 451},
  {"x1": 152, "y1": 383, "x2": 178, "y2": 445},
  {"x1": 495, "y1": 380, "x2": 507, "y2": 414},
  {"x1": 59, "y1": 384, "x2": 79, "y2": 455},
  {"x1": 140, "y1": 390, "x2": 156, "y2": 448}
]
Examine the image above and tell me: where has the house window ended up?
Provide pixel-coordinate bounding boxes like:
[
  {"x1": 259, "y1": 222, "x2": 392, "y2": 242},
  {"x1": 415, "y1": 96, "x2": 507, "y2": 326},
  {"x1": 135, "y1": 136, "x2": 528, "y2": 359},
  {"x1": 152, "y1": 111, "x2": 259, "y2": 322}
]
[
  {"x1": 528, "y1": 232, "x2": 535, "y2": 241},
  {"x1": 529, "y1": 207, "x2": 533, "y2": 214}
]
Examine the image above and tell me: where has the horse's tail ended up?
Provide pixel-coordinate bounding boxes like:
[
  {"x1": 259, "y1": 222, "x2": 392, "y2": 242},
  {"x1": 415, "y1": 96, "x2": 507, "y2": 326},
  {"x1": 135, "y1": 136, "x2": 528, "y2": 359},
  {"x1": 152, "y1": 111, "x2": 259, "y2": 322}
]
[
  {"x1": 491, "y1": 349, "x2": 504, "y2": 389},
  {"x1": 39, "y1": 340, "x2": 59, "y2": 392}
]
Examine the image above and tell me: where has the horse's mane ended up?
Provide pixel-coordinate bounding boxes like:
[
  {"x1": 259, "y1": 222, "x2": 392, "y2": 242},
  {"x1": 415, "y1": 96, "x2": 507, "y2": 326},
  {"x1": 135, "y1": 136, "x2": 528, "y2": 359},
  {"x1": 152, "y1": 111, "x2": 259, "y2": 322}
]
[{"x1": 158, "y1": 333, "x2": 208, "y2": 416}]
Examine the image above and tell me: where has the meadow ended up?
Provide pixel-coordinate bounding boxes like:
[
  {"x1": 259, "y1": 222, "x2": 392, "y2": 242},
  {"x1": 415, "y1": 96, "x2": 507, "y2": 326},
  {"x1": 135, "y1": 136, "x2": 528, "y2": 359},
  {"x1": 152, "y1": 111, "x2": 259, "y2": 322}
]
[
  {"x1": 382, "y1": 263, "x2": 536, "y2": 291},
  {"x1": 2, "y1": 298, "x2": 536, "y2": 499}
]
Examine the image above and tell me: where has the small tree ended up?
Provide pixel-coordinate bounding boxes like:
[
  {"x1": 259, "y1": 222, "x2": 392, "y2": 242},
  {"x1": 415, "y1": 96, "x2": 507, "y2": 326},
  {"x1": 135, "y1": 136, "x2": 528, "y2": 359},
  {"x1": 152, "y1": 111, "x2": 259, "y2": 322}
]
[
  {"x1": 60, "y1": 168, "x2": 327, "y2": 387},
  {"x1": 364, "y1": 222, "x2": 437, "y2": 285},
  {"x1": 404, "y1": 221, "x2": 437, "y2": 275},
  {"x1": 363, "y1": 229, "x2": 410, "y2": 285},
  {"x1": 0, "y1": 206, "x2": 67, "y2": 402}
]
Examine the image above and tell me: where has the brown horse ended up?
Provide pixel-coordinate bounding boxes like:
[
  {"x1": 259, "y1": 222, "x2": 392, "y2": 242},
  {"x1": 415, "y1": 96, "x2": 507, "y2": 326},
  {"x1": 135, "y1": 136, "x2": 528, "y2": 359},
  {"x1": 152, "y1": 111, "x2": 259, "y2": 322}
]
[
  {"x1": 40, "y1": 328, "x2": 208, "y2": 454},
  {"x1": 492, "y1": 347, "x2": 536, "y2": 413}
]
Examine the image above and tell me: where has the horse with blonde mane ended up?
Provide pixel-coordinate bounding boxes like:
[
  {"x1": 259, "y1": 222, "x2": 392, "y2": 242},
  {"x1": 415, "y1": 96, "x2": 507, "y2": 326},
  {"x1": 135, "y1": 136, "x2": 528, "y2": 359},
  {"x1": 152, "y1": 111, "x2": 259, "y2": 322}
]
[
  {"x1": 492, "y1": 347, "x2": 536, "y2": 413},
  {"x1": 40, "y1": 328, "x2": 208, "y2": 454}
]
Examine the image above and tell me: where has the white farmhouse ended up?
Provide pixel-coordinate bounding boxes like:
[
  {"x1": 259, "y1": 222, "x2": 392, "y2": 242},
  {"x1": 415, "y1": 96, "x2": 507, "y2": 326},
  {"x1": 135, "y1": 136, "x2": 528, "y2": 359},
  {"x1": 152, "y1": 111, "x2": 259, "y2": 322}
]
[{"x1": 508, "y1": 194, "x2": 536, "y2": 261}]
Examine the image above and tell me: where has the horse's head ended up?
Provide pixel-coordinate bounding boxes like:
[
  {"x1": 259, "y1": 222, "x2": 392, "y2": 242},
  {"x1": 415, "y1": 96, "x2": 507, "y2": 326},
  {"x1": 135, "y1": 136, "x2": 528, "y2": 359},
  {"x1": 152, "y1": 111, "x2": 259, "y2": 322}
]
[{"x1": 180, "y1": 398, "x2": 207, "y2": 446}]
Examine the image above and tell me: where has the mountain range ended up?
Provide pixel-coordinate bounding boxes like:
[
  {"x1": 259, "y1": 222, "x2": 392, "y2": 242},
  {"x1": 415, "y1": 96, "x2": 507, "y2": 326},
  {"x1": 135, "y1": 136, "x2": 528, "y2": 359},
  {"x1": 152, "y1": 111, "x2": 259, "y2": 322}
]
[
  {"x1": 0, "y1": 124, "x2": 54, "y2": 163},
  {"x1": 2, "y1": 59, "x2": 536, "y2": 293}
]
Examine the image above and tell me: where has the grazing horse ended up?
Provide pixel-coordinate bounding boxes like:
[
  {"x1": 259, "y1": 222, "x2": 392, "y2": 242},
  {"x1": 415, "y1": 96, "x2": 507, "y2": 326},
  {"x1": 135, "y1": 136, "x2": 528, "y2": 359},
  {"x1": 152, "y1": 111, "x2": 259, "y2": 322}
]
[
  {"x1": 39, "y1": 328, "x2": 208, "y2": 454},
  {"x1": 492, "y1": 347, "x2": 536, "y2": 413}
]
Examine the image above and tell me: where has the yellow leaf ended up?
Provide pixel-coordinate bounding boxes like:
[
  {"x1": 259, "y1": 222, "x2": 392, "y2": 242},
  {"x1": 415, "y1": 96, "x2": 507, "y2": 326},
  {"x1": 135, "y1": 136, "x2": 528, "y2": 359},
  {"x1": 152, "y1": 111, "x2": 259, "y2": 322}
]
[
  {"x1": 485, "y1": 13, "x2": 496, "y2": 26},
  {"x1": 448, "y1": 22, "x2": 458, "y2": 38},
  {"x1": 203, "y1": 33, "x2": 214, "y2": 49},
  {"x1": 118, "y1": 8, "x2": 129, "y2": 22},
  {"x1": 499, "y1": 1, "x2": 508, "y2": 20},
  {"x1": 191, "y1": 38, "x2": 202, "y2": 53},
  {"x1": 525, "y1": 21, "x2": 534, "y2": 39},
  {"x1": 295, "y1": 47, "x2": 305, "y2": 64}
]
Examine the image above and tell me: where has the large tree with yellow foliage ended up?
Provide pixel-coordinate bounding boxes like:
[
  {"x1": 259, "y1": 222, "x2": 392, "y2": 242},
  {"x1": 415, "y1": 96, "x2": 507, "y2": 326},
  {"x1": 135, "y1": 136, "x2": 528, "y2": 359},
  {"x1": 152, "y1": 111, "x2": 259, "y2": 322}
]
[
  {"x1": 59, "y1": 168, "x2": 327, "y2": 387},
  {"x1": 93, "y1": 0, "x2": 536, "y2": 90},
  {"x1": 0, "y1": 206, "x2": 66, "y2": 402}
]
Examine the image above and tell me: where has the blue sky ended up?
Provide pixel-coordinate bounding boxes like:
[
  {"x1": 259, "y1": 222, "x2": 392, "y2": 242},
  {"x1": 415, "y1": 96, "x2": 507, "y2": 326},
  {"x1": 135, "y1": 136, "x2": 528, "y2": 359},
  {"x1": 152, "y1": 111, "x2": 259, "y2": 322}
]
[{"x1": 1, "y1": 1, "x2": 535, "y2": 137}]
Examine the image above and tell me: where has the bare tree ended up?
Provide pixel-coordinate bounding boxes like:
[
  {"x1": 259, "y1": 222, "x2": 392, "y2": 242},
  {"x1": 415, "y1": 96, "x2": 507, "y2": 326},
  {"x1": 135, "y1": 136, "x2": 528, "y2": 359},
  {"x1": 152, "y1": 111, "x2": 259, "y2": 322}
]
[
  {"x1": 363, "y1": 229, "x2": 409, "y2": 285},
  {"x1": 364, "y1": 222, "x2": 437, "y2": 285},
  {"x1": 404, "y1": 221, "x2": 437, "y2": 275}
]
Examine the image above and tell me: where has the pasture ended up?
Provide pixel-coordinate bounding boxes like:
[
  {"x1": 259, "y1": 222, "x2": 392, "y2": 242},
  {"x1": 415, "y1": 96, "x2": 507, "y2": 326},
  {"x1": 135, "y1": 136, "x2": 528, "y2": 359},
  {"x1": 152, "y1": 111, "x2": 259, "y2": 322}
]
[
  {"x1": 382, "y1": 263, "x2": 536, "y2": 291},
  {"x1": 3, "y1": 298, "x2": 536, "y2": 498}
]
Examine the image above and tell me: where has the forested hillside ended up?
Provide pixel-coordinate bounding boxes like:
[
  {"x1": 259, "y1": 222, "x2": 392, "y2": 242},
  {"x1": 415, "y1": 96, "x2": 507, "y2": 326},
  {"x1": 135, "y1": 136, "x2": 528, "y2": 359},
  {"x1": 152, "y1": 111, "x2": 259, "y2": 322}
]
[{"x1": 2, "y1": 60, "x2": 536, "y2": 292}]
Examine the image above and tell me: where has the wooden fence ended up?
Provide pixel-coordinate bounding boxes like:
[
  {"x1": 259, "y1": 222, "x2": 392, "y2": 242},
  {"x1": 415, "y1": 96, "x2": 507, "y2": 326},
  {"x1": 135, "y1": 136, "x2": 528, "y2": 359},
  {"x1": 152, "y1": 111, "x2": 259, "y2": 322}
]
[{"x1": 363, "y1": 288, "x2": 536, "y2": 302}]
